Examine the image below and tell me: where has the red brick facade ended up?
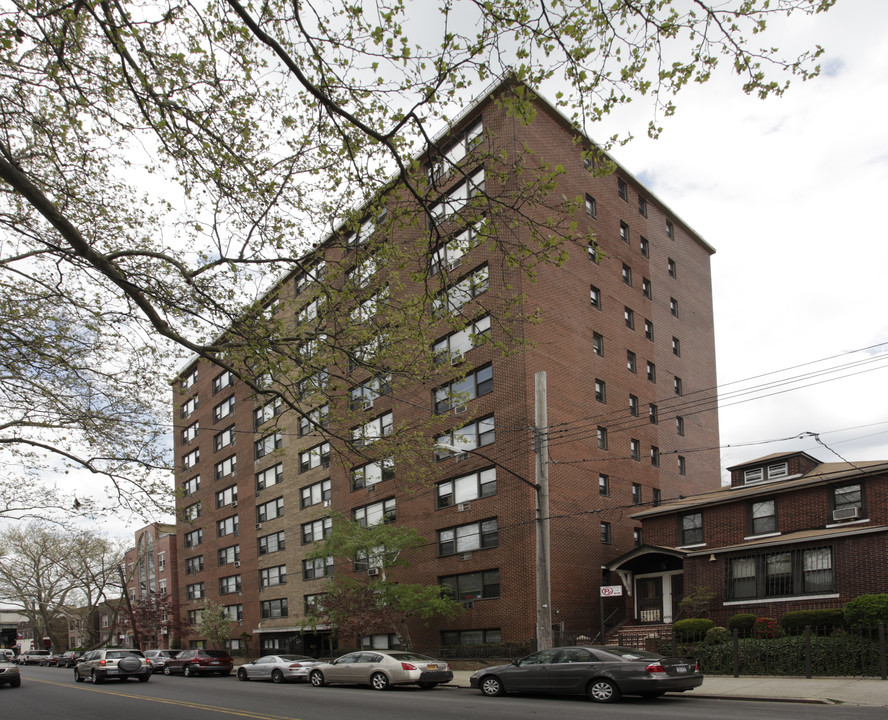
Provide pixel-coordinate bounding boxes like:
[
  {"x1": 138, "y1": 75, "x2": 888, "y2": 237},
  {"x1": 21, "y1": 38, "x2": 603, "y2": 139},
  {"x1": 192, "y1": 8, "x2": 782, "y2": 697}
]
[{"x1": 170, "y1": 79, "x2": 720, "y2": 656}]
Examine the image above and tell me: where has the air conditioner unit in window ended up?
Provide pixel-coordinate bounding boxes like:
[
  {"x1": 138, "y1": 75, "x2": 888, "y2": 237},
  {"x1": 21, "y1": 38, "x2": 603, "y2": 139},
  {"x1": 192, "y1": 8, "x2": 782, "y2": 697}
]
[
  {"x1": 456, "y1": 453, "x2": 469, "y2": 463},
  {"x1": 367, "y1": 567, "x2": 381, "y2": 576},
  {"x1": 447, "y1": 258, "x2": 462, "y2": 272},
  {"x1": 450, "y1": 352, "x2": 464, "y2": 366},
  {"x1": 457, "y1": 502, "x2": 471, "y2": 512},
  {"x1": 832, "y1": 506, "x2": 860, "y2": 521},
  {"x1": 234, "y1": 561, "x2": 241, "y2": 568},
  {"x1": 458, "y1": 552, "x2": 473, "y2": 561},
  {"x1": 231, "y1": 501, "x2": 238, "y2": 508},
  {"x1": 323, "y1": 499, "x2": 332, "y2": 508},
  {"x1": 461, "y1": 600, "x2": 475, "y2": 610},
  {"x1": 453, "y1": 405, "x2": 467, "y2": 415},
  {"x1": 362, "y1": 400, "x2": 373, "y2": 410},
  {"x1": 255, "y1": 523, "x2": 263, "y2": 530},
  {"x1": 367, "y1": 484, "x2": 377, "y2": 493}
]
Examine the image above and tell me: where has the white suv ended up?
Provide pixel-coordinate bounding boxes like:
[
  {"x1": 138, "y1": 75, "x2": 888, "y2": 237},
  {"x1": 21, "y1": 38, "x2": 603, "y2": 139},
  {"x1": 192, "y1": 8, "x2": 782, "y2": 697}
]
[{"x1": 74, "y1": 648, "x2": 152, "y2": 683}]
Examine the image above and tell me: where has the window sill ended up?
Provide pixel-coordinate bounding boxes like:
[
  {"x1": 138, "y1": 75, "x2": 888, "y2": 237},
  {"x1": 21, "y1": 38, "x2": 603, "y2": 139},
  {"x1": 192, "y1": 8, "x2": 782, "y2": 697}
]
[
  {"x1": 724, "y1": 592, "x2": 839, "y2": 606},
  {"x1": 676, "y1": 543, "x2": 706, "y2": 550},
  {"x1": 743, "y1": 532, "x2": 781, "y2": 541},
  {"x1": 825, "y1": 518, "x2": 869, "y2": 529}
]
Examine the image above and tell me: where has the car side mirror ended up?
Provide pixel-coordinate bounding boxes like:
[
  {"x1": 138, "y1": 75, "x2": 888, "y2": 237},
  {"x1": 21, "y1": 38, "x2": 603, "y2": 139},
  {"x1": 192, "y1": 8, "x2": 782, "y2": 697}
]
[{"x1": 511, "y1": 659, "x2": 520, "y2": 666}]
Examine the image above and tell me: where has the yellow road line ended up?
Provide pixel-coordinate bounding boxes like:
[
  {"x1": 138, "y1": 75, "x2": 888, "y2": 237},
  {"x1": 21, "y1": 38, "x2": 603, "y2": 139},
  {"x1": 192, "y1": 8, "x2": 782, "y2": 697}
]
[{"x1": 28, "y1": 677, "x2": 301, "y2": 720}]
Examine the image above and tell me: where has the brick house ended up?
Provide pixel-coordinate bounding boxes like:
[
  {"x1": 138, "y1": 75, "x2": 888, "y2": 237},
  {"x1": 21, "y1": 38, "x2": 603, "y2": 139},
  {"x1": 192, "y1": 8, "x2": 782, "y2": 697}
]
[
  {"x1": 170, "y1": 76, "x2": 721, "y2": 655},
  {"x1": 607, "y1": 451, "x2": 888, "y2": 628}
]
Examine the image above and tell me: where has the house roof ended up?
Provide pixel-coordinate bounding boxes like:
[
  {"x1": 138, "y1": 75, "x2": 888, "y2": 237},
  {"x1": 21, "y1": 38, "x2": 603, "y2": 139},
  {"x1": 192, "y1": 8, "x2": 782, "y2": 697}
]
[
  {"x1": 632, "y1": 459, "x2": 888, "y2": 519},
  {"x1": 725, "y1": 450, "x2": 820, "y2": 471}
]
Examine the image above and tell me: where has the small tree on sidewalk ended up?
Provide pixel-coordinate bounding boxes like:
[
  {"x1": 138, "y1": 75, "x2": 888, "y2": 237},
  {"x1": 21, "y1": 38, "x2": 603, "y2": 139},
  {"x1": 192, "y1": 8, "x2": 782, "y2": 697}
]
[{"x1": 197, "y1": 601, "x2": 234, "y2": 650}]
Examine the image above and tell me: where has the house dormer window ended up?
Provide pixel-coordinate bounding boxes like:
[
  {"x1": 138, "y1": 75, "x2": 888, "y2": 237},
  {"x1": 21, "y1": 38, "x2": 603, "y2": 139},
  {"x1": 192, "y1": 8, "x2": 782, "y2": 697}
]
[{"x1": 743, "y1": 462, "x2": 788, "y2": 484}]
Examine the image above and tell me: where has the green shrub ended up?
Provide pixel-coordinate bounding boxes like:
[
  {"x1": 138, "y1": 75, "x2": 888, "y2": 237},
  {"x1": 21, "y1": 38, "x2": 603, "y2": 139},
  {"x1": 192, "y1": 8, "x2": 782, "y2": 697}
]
[
  {"x1": 728, "y1": 613, "x2": 757, "y2": 631},
  {"x1": 844, "y1": 594, "x2": 888, "y2": 628},
  {"x1": 780, "y1": 609, "x2": 847, "y2": 631},
  {"x1": 673, "y1": 618, "x2": 715, "y2": 641},
  {"x1": 704, "y1": 626, "x2": 730, "y2": 644}
]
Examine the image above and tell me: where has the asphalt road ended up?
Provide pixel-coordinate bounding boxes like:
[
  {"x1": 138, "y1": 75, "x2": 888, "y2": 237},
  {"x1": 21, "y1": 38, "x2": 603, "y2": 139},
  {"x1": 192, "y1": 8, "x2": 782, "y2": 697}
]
[{"x1": 8, "y1": 665, "x2": 886, "y2": 720}]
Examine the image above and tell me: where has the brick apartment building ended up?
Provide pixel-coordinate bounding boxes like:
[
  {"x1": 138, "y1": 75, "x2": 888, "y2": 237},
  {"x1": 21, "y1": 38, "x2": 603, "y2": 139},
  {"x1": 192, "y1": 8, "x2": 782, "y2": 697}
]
[
  {"x1": 609, "y1": 451, "x2": 888, "y2": 628},
  {"x1": 123, "y1": 523, "x2": 181, "y2": 649},
  {"x1": 171, "y1": 77, "x2": 721, "y2": 656}
]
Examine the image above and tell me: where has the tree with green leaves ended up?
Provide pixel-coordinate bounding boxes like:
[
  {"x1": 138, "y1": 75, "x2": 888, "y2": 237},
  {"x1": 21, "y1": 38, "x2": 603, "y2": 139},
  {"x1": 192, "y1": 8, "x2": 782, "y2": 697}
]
[
  {"x1": 0, "y1": 0, "x2": 836, "y2": 519},
  {"x1": 304, "y1": 517, "x2": 461, "y2": 650},
  {"x1": 197, "y1": 600, "x2": 235, "y2": 650}
]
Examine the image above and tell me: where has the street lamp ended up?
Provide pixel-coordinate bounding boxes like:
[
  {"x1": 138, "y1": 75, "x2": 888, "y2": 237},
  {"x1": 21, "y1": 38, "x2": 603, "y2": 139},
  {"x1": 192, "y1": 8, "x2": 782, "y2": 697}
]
[{"x1": 434, "y1": 441, "x2": 553, "y2": 650}]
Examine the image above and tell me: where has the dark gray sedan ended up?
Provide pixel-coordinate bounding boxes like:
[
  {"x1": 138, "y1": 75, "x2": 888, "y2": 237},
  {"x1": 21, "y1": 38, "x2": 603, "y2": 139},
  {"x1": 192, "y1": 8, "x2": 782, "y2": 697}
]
[{"x1": 470, "y1": 646, "x2": 702, "y2": 703}]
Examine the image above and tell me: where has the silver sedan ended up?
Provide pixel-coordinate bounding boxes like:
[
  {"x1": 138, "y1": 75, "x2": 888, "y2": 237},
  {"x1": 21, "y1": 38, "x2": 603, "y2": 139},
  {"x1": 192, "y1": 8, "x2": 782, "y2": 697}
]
[
  {"x1": 309, "y1": 650, "x2": 453, "y2": 690},
  {"x1": 236, "y1": 655, "x2": 322, "y2": 683}
]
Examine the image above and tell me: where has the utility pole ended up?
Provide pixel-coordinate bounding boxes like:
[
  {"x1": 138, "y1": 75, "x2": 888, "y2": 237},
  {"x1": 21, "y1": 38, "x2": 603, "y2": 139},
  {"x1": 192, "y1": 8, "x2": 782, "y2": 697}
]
[{"x1": 535, "y1": 371, "x2": 553, "y2": 650}]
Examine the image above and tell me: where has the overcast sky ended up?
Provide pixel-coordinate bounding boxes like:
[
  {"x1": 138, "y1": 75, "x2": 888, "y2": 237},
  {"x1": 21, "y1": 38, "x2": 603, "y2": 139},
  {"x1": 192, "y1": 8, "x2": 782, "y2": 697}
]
[{"x1": 578, "y1": 0, "x2": 888, "y2": 479}]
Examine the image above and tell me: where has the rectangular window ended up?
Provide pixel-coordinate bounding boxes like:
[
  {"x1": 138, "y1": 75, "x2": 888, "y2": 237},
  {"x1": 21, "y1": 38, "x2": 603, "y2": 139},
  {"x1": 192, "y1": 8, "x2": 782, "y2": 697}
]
[
  {"x1": 213, "y1": 395, "x2": 235, "y2": 422},
  {"x1": 429, "y1": 168, "x2": 485, "y2": 225},
  {"x1": 630, "y1": 439, "x2": 640, "y2": 461},
  {"x1": 304, "y1": 594, "x2": 325, "y2": 615},
  {"x1": 429, "y1": 120, "x2": 483, "y2": 182},
  {"x1": 642, "y1": 277, "x2": 652, "y2": 299},
  {"x1": 429, "y1": 224, "x2": 481, "y2": 275},
  {"x1": 627, "y1": 350, "x2": 636, "y2": 373},
  {"x1": 634, "y1": 528, "x2": 643, "y2": 546},
  {"x1": 219, "y1": 574, "x2": 242, "y2": 595},
  {"x1": 441, "y1": 569, "x2": 500, "y2": 601},
  {"x1": 436, "y1": 468, "x2": 497, "y2": 508},
  {"x1": 668, "y1": 258, "x2": 677, "y2": 278},
  {"x1": 632, "y1": 483, "x2": 642, "y2": 504},
  {"x1": 432, "y1": 316, "x2": 491, "y2": 364},
  {"x1": 352, "y1": 412, "x2": 394, "y2": 447},
  {"x1": 299, "y1": 442, "x2": 330, "y2": 473},
  {"x1": 597, "y1": 426, "x2": 608, "y2": 450},
  {"x1": 622, "y1": 263, "x2": 632, "y2": 286},
  {"x1": 351, "y1": 457, "x2": 395, "y2": 489},
  {"x1": 302, "y1": 517, "x2": 332, "y2": 544},
  {"x1": 184, "y1": 529, "x2": 202, "y2": 548},
  {"x1": 301, "y1": 479, "x2": 331, "y2": 508},
  {"x1": 441, "y1": 629, "x2": 502, "y2": 646},
  {"x1": 640, "y1": 236, "x2": 649, "y2": 257},
  {"x1": 619, "y1": 221, "x2": 629, "y2": 244},
  {"x1": 651, "y1": 446, "x2": 660, "y2": 466},
  {"x1": 256, "y1": 463, "x2": 283, "y2": 491},
  {"x1": 585, "y1": 194, "x2": 597, "y2": 218},
  {"x1": 646, "y1": 361, "x2": 656, "y2": 383},
  {"x1": 768, "y1": 463, "x2": 789, "y2": 480},
  {"x1": 624, "y1": 307, "x2": 634, "y2": 329},
  {"x1": 618, "y1": 178, "x2": 628, "y2": 200},
  {"x1": 832, "y1": 483, "x2": 863, "y2": 520},
  {"x1": 185, "y1": 556, "x2": 203, "y2": 575},
  {"x1": 255, "y1": 431, "x2": 283, "y2": 460},
  {"x1": 353, "y1": 498, "x2": 397, "y2": 527},
  {"x1": 215, "y1": 485, "x2": 237, "y2": 509},
  {"x1": 217, "y1": 515, "x2": 239, "y2": 538},
  {"x1": 349, "y1": 374, "x2": 392, "y2": 411},
  {"x1": 674, "y1": 376, "x2": 683, "y2": 396},
  {"x1": 302, "y1": 556, "x2": 334, "y2": 580},
  {"x1": 670, "y1": 297, "x2": 678, "y2": 317},
  {"x1": 594, "y1": 379, "x2": 606, "y2": 403},
  {"x1": 638, "y1": 196, "x2": 648, "y2": 217},
  {"x1": 258, "y1": 530, "x2": 285, "y2": 555},
  {"x1": 592, "y1": 332, "x2": 604, "y2": 356},
  {"x1": 218, "y1": 545, "x2": 240, "y2": 566},
  {"x1": 295, "y1": 260, "x2": 325, "y2": 294},
  {"x1": 260, "y1": 598, "x2": 288, "y2": 619},
  {"x1": 666, "y1": 219, "x2": 674, "y2": 239},
  {"x1": 727, "y1": 547, "x2": 835, "y2": 600},
  {"x1": 628, "y1": 394, "x2": 638, "y2": 416},
  {"x1": 181, "y1": 396, "x2": 199, "y2": 418},
  {"x1": 599, "y1": 474, "x2": 609, "y2": 496},
  {"x1": 183, "y1": 475, "x2": 200, "y2": 496},
  {"x1": 676, "y1": 416, "x2": 685, "y2": 436},
  {"x1": 588, "y1": 240, "x2": 601, "y2": 264},
  {"x1": 214, "y1": 425, "x2": 236, "y2": 452},
  {"x1": 257, "y1": 497, "x2": 284, "y2": 523},
  {"x1": 186, "y1": 582, "x2": 204, "y2": 600},
  {"x1": 652, "y1": 488, "x2": 661, "y2": 506},
  {"x1": 750, "y1": 499, "x2": 777, "y2": 535},
  {"x1": 643, "y1": 319, "x2": 654, "y2": 341},
  {"x1": 590, "y1": 285, "x2": 602, "y2": 309},
  {"x1": 215, "y1": 455, "x2": 236, "y2": 480},
  {"x1": 600, "y1": 522, "x2": 611, "y2": 544},
  {"x1": 299, "y1": 404, "x2": 329, "y2": 437},
  {"x1": 259, "y1": 565, "x2": 286, "y2": 588},
  {"x1": 213, "y1": 371, "x2": 233, "y2": 394},
  {"x1": 433, "y1": 364, "x2": 493, "y2": 414},
  {"x1": 678, "y1": 455, "x2": 687, "y2": 475},
  {"x1": 224, "y1": 604, "x2": 244, "y2": 622},
  {"x1": 438, "y1": 518, "x2": 498, "y2": 556},
  {"x1": 649, "y1": 403, "x2": 658, "y2": 424},
  {"x1": 181, "y1": 368, "x2": 198, "y2": 391},
  {"x1": 680, "y1": 512, "x2": 703, "y2": 545},
  {"x1": 672, "y1": 336, "x2": 681, "y2": 356},
  {"x1": 431, "y1": 264, "x2": 489, "y2": 318},
  {"x1": 182, "y1": 448, "x2": 200, "y2": 470},
  {"x1": 254, "y1": 398, "x2": 282, "y2": 429},
  {"x1": 182, "y1": 421, "x2": 199, "y2": 445}
]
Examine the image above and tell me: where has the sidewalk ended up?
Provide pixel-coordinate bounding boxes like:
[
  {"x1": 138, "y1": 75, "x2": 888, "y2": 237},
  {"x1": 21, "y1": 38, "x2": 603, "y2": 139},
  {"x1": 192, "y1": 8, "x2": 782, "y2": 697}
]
[{"x1": 445, "y1": 670, "x2": 887, "y2": 706}]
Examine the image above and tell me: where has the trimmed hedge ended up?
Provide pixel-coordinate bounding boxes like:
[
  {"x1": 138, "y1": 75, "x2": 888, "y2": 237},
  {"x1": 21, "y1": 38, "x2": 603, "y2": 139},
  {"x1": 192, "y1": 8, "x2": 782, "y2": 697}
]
[
  {"x1": 705, "y1": 627, "x2": 730, "y2": 645},
  {"x1": 781, "y1": 609, "x2": 847, "y2": 631},
  {"x1": 673, "y1": 618, "x2": 715, "y2": 641},
  {"x1": 728, "y1": 613, "x2": 757, "y2": 631},
  {"x1": 844, "y1": 594, "x2": 888, "y2": 628}
]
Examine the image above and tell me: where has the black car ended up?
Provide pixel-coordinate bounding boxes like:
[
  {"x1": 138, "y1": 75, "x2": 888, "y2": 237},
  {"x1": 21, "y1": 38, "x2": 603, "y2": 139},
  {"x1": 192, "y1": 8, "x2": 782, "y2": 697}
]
[
  {"x1": 470, "y1": 646, "x2": 702, "y2": 703},
  {"x1": 59, "y1": 651, "x2": 82, "y2": 668},
  {"x1": 163, "y1": 649, "x2": 233, "y2": 676}
]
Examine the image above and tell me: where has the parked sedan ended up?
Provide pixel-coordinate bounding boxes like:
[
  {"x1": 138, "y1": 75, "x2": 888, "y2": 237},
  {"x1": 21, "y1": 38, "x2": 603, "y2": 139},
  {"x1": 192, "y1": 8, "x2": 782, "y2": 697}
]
[
  {"x1": 470, "y1": 646, "x2": 702, "y2": 703},
  {"x1": 163, "y1": 649, "x2": 233, "y2": 676},
  {"x1": 309, "y1": 650, "x2": 452, "y2": 690},
  {"x1": 237, "y1": 655, "x2": 322, "y2": 683},
  {"x1": 19, "y1": 650, "x2": 50, "y2": 665},
  {"x1": 59, "y1": 651, "x2": 82, "y2": 668}
]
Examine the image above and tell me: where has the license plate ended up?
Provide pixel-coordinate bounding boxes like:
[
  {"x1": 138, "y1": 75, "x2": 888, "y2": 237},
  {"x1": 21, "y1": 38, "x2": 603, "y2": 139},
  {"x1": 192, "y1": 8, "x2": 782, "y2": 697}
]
[
  {"x1": 675, "y1": 666, "x2": 687, "y2": 673},
  {"x1": 210, "y1": 661, "x2": 221, "y2": 665},
  {"x1": 426, "y1": 664, "x2": 437, "y2": 669}
]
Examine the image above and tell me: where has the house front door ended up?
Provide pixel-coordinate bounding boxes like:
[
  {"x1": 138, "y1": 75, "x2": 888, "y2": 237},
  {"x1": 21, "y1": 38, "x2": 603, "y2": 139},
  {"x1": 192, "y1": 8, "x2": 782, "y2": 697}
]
[{"x1": 637, "y1": 577, "x2": 663, "y2": 623}]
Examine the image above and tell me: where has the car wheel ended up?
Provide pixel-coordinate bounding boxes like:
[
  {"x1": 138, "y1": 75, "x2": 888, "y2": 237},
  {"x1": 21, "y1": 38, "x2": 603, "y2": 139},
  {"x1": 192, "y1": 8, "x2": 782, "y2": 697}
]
[
  {"x1": 309, "y1": 670, "x2": 325, "y2": 687},
  {"x1": 10, "y1": 677, "x2": 21, "y2": 688},
  {"x1": 74, "y1": 669, "x2": 84, "y2": 683},
  {"x1": 184, "y1": 665, "x2": 194, "y2": 677},
  {"x1": 479, "y1": 676, "x2": 504, "y2": 697},
  {"x1": 271, "y1": 669, "x2": 284, "y2": 684},
  {"x1": 587, "y1": 678, "x2": 621, "y2": 703},
  {"x1": 237, "y1": 668, "x2": 249, "y2": 681},
  {"x1": 91, "y1": 670, "x2": 104, "y2": 685},
  {"x1": 138, "y1": 675, "x2": 150, "y2": 683},
  {"x1": 418, "y1": 682, "x2": 437, "y2": 689},
  {"x1": 163, "y1": 666, "x2": 172, "y2": 675},
  {"x1": 370, "y1": 672, "x2": 390, "y2": 691}
]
